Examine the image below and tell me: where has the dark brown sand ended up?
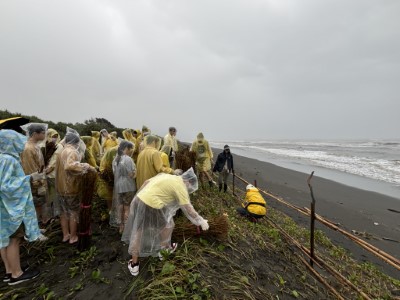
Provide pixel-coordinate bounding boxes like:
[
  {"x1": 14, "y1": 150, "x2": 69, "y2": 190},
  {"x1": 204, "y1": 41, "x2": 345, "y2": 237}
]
[{"x1": 221, "y1": 149, "x2": 400, "y2": 278}]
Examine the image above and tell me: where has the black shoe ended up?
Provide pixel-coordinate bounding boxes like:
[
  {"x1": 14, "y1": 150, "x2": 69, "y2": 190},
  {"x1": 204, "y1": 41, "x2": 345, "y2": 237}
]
[
  {"x1": 223, "y1": 184, "x2": 227, "y2": 192},
  {"x1": 3, "y1": 265, "x2": 30, "y2": 282},
  {"x1": 8, "y1": 269, "x2": 40, "y2": 286},
  {"x1": 218, "y1": 184, "x2": 222, "y2": 192}
]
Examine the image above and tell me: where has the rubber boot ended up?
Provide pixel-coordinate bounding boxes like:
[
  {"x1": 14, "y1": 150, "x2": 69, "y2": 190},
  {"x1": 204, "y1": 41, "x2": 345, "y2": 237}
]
[
  {"x1": 223, "y1": 183, "x2": 227, "y2": 193},
  {"x1": 218, "y1": 184, "x2": 222, "y2": 192}
]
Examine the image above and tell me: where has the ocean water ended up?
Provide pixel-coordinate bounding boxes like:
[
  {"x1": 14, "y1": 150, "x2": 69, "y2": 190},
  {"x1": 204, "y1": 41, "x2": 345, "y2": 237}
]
[{"x1": 210, "y1": 140, "x2": 400, "y2": 199}]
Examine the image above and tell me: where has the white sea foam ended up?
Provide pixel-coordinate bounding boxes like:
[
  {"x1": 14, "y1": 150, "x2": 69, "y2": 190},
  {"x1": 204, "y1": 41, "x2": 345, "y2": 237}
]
[{"x1": 210, "y1": 140, "x2": 400, "y2": 186}]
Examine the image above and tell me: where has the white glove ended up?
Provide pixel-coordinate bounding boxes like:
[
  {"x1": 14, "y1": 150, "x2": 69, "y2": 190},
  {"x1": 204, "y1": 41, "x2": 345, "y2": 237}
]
[
  {"x1": 174, "y1": 169, "x2": 183, "y2": 175},
  {"x1": 200, "y1": 220, "x2": 209, "y2": 231},
  {"x1": 31, "y1": 172, "x2": 45, "y2": 181}
]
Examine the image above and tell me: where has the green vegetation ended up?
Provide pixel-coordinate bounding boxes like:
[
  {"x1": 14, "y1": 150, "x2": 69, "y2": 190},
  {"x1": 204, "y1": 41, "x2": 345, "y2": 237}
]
[
  {"x1": 0, "y1": 109, "x2": 126, "y2": 137},
  {"x1": 1, "y1": 184, "x2": 399, "y2": 299}
]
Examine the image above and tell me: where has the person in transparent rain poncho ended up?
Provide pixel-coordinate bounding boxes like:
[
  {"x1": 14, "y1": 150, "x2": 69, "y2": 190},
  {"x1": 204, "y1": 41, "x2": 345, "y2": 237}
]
[
  {"x1": 122, "y1": 168, "x2": 209, "y2": 276},
  {"x1": 110, "y1": 141, "x2": 136, "y2": 234},
  {"x1": 42, "y1": 129, "x2": 63, "y2": 220},
  {"x1": 0, "y1": 130, "x2": 42, "y2": 285},
  {"x1": 55, "y1": 128, "x2": 96, "y2": 244},
  {"x1": 20, "y1": 123, "x2": 50, "y2": 227}
]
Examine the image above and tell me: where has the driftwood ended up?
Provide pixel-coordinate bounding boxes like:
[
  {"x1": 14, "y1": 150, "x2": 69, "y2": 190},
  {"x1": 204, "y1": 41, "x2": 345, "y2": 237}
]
[{"x1": 78, "y1": 170, "x2": 97, "y2": 251}]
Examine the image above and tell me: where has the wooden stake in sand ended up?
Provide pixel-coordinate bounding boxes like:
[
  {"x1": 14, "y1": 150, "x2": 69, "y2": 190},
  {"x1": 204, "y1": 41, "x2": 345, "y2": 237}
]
[
  {"x1": 307, "y1": 171, "x2": 316, "y2": 267},
  {"x1": 78, "y1": 170, "x2": 97, "y2": 251}
]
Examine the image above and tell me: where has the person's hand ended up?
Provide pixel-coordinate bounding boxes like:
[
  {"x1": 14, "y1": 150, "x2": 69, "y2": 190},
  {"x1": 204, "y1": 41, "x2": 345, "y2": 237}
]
[
  {"x1": 174, "y1": 169, "x2": 183, "y2": 175},
  {"x1": 31, "y1": 172, "x2": 45, "y2": 181},
  {"x1": 200, "y1": 220, "x2": 209, "y2": 231}
]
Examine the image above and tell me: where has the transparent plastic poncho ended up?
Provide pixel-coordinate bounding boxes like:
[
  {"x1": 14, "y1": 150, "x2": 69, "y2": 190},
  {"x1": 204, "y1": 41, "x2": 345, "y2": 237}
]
[
  {"x1": 20, "y1": 122, "x2": 48, "y2": 138},
  {"x1": 121, "y1": 172, "x2": 204, "y2": 257},
  {"x1": 109, "y1": 154, "x2": 136, "y2": 227},
  {"x1": 54, "y1": 128, "x2": 91, "y2": 219}
]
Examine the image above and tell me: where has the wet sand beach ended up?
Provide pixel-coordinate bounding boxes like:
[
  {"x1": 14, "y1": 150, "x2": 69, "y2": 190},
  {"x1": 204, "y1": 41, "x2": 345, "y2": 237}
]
[{"x1": 223, "y1": 149, "x2": 400, "y2": 278}]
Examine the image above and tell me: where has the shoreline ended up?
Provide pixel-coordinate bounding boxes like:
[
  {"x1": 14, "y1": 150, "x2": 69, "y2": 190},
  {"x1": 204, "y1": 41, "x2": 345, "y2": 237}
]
[
  {"x1": 212, "y1": 145, "x2": 400, "y2": 200},
  {"x1": 211, "y1": 148, "x2": 400, "y2": 278}
]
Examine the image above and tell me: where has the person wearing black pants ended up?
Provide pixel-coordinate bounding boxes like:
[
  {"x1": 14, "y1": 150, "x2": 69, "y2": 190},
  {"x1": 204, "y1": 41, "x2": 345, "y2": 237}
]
[{"x1": 213, "y1": 145, "x2": 234, "y2": 192}]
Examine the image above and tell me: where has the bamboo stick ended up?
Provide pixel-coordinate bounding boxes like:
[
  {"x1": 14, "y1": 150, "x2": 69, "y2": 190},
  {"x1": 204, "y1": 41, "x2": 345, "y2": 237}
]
[
  {"x1": 234, "y1": 173, "x2": 400, "y2": 271},
  {"x1": 266, "y1": 217, "x2": 372, "y2": 300},
  {"x1": 307, "y1": 171, "x2": 316, "y2": 267}
]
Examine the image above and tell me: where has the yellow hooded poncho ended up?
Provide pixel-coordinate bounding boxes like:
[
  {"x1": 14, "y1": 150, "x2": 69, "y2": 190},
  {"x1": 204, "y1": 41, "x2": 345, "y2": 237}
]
[
  {"x1": 135, "y1": 135, "x2": 174, "y2": 189},
  {"x1": 160, "y1": 145, "x2": 172, "y2": 168},
  {"x1": 97, "y1": 146, "x2": 118, "y2": 202},
  {"x1": 190, "y1": 132, "x2": 213, "y2": 172},
  {"x1": 81, "y1": 136, "x2": 98, "y2": 168},
  {"x1": 242, "y1": 187, "x2": 266, "y2": 216},
  {"x1": 91, "y1": 131, "x2": 102, "y2": 165}
]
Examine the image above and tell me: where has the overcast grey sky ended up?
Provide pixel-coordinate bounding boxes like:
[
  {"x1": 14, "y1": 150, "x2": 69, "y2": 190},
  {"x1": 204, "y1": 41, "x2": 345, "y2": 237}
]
[{"x1": 0, "y1": 0, "x2": 399, "y2": 142}]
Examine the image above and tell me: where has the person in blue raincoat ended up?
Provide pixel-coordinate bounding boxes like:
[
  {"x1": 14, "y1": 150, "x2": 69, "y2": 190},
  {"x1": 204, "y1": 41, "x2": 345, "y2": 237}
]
[{"x1": 0, "y1": 129, "x2": 42, "y2": 285}]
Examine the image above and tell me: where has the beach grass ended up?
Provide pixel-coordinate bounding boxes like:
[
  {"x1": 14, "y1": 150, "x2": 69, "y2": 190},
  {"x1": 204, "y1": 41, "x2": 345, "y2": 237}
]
[{"x1": 0, "y1": 185, "x2": 399, "y2": 299}]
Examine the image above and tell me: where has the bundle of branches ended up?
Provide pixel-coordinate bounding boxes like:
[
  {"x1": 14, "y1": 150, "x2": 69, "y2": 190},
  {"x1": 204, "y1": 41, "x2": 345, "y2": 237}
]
[
  {"x1": 78, "y1": 170, "x2": 98, "y2": 251},
  {"x1": 173, "y1": 215, "x2": 229, "y2": 241},
  {"x1": 175, "y1": 146, "x2": 197, "y2": 172}
]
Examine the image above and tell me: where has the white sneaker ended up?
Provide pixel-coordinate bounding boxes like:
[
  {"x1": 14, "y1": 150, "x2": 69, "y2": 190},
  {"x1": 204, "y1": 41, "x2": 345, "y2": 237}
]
[
  {"x1": 38, "y1": 234, "x2": 48, "y2": 242},
  {"x1": 128, "y1": 260, "x2": 139, "y2": 276},
  {"x1": 158, "y1": 243, "x2": 178, "y2": 261}
]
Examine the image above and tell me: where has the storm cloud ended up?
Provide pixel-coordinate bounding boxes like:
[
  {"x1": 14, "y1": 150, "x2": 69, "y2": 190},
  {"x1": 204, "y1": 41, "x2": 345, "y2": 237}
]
[{"x1": 1, "y1": 0, "x2": 399, "y2": 141}]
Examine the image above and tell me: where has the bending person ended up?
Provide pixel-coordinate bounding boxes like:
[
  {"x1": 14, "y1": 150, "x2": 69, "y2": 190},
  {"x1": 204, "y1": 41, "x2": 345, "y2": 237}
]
[
  {"x1": 122, "y1": 168, "x2": 209, "y2": 276},
  {"x1": 237, "y1": 184, "x2": 266, "y2": 223}
]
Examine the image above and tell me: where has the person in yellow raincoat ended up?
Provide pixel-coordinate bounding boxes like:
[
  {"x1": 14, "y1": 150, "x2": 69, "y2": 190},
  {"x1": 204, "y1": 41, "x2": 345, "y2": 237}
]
[
  {"x1": 163, "y1": 127, "x2": 178, "y2": 167},
  {"x1": 110, "y1": 131, "x2": 118, "y2": 140},
  {"x1": 237, "y1": 184, "x2": 266, "y2": 222},
  {"x1": 98, "y1": 145, "x2": 118, "y2": 210},
  {"x1": 131, "y1": 129, "x2": 141, "y2": 163},
  {"x1": 160, "y1": 145, "x2": 172, "y2": 169},
  {"x1": 122, "y1": 129, "x2": 137, "y2": 160},
  {"x1": 136, "y1": 126, "x2": 150, "y2": 153},
  {"x1": 135, "y1": 135, "x2": 179, "y2": 189},
  {"x1": 100, "y1": 129, "x2": 118, "y2": 152},
  {"x1": 122, "y1": 129, "x2": 136, "y2": 144},
  {"x1": 91, "y1": 131, "x2": 102, "y2": 165},
  {"x1": 190, "y1": 132, "x2": 214, "y2": 188},
  {"x1": 42, "y1": 128, "x2": 63, "y2": 219},
  {"x1": 20, "y1": 123, "x2": 49, "y2": 225},
  {"x1": 81, "y1": 136, "x2": 98, "y2": 169}
]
